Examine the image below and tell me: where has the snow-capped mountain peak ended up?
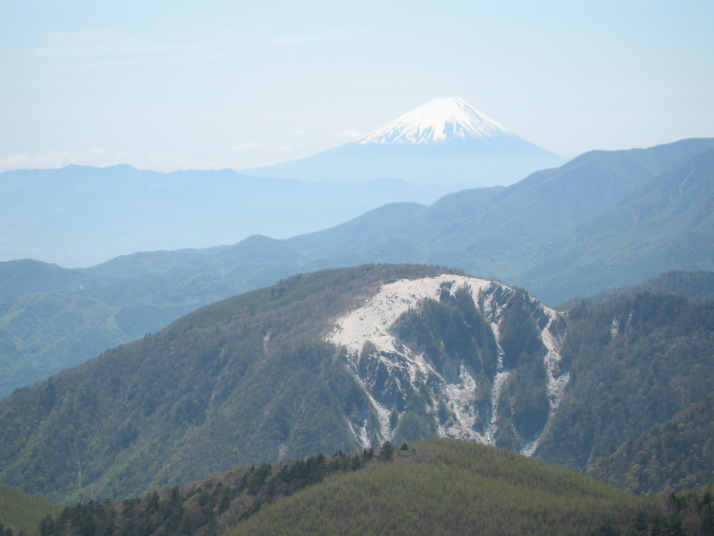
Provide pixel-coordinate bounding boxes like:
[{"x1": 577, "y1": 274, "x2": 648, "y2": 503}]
[{"x1": 359, "y1": 97, "x2": 510, "y2": 145}]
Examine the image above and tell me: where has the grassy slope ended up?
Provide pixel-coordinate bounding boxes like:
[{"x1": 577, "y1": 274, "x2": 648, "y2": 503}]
[
  {"x1": 0, "y1": 482, "x2": 59, "y2": 532},
  {"x1": 229, "y1": 439, "x2": 645, "y2": 536}
]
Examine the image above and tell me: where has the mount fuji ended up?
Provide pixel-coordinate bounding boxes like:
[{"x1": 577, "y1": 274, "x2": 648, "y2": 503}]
[{"x1": 243, "y1": 97, "x2": 566, "y2": 186}]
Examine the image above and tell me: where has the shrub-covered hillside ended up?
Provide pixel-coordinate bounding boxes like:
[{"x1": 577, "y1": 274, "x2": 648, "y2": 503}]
[
  {"x1": 32, "y1": 440, "x2": 646, "y2": 536},
  {"x1": 0, "y1": 482, "x2": 59, "y2": 534},
  {"x1": 230, "y1": 439, "x2": 644, "y2": 536}
]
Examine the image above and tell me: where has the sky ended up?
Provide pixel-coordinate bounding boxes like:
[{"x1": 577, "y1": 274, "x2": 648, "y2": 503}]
[{"x1": 2, "y1": 0, "x2": 713, "y2": 173}]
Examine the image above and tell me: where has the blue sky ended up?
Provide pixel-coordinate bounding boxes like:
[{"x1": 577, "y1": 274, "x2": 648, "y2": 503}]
[{"x1": 2, "y1": 0, "x2": 713, "y2": 173}]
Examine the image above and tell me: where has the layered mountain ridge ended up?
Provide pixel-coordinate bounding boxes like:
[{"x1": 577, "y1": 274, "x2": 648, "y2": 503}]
[
  {"x1": 2, "y1": 137, "x2": 713, "y2": 399},
  {"x1": 0, "y1": 266, "x2": 568, "y2": 501},
  {"x1": 0, "y1": 165, "x2": 457, "y2": 268},
  {"x1": 1, "y1": 265, "x2": 712, "y2": 504}
]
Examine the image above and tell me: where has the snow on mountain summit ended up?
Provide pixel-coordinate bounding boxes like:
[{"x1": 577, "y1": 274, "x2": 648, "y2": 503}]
[
  {"x1": 359, "y1": 97, "x2": 511, "y2": 145},
  {"x1": 242, "y1": 96, "x2": 566, "y2": 185}
]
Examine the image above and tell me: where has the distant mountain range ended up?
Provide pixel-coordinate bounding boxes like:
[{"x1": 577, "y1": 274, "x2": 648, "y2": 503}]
[
  {"x1": 0, "y1": 99, "x2": 567, "y2": 269},
  {"x1": 82, "y1": 137, "x2": 714, "y2": 297},
  {"x1": 0, "y1": 165, "x2": 459, "y2": 268},
  {"x1": 1, "y1": 137, "x2": 713, "y2": 398},
  {"x1": 0, "y1": 265, "x2": 711, "y2": 504},
  {"x1": 242, "y1": 97, "x2": 566, "y2": 185}
]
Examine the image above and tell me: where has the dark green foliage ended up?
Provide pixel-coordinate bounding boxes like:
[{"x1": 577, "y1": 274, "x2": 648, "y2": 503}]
[
  {"x1": 379, "y1": 441, "x2": 395, "y2": 461},
  {"x1": 391, "y1": 403, "x2": 438, "y2": 444},
  {"x1": 498, "y1": 288, "x2": 546, "y2": 369},
  {"x1": 36, "y1": 444, "x2": 400, "y2": 536},
  {"x1": 589, "y1": 518, "x2": 620, "y2": 536},
  {"x1": 30, "y1": 440, "x2": 667, "y2": 536},
  {"x1": 592, "y1": 488, "x2": 714, "y2": 536},
  {"x1": 393, "y1": 285, "x2": 499, "y2": 380},
  {"x1": 494, "y1": 288, "x2": 550, "y2": 444},
  {"x1": 590, "y1": 394, "x2": 714, "y2": 493},
  {"x1": 496, "y1": 360, "x2": 549, "y2": 446},
  {"x1": 537, "y1": 292, "x2": 714, "y2": 474}
]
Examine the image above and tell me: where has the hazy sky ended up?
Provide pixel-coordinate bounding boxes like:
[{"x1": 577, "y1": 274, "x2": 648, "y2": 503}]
[{"x1": 2, "y1": 0, "x2": 713, "y2": 173}]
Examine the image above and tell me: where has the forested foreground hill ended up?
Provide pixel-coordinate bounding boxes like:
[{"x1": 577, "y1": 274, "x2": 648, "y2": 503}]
[
  {"x1": 0, "y1": 482, "x2": 59, "y2": 534},
  {"x1": 33, "y1": 440, "x2": 714, "y2": 536},
  {"x1": 228, "y1": 440, "x2": 643, "y2": 536},
  {"x1": 21, "y1": 440, "x2": 644, "y2": 536}
]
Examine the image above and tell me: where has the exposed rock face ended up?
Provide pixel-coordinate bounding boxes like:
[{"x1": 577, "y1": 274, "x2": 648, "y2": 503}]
[{"x1": 326, "y1": 275, "x2": 568, "y2": 455}]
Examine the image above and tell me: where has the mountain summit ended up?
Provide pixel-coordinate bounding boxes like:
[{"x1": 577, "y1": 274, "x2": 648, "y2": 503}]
[
  {"x1": 243, "y1": 97, "x2": 565, "y2": 186},
  {"x1": 359, "y1": 97, "x2": 509, "y2": 145}
]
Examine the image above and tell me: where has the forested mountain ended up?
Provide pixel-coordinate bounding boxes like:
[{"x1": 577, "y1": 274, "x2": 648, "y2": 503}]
[
  {"x1": 0, "y1": 265, "x2": 566, "y2": 502},
  {"x1": 88, "y1": 137, "x2": 714, "y2": 287},
  {"x1": 81, "y1": 137, "x2": 714, "y2": 296},
  {"x1": 590, "y1": 393, "x2": 714, "y2": 494},
  {"x1": 571, "y1": 270, "x2": 714, "y2": 307},
  {"x1": 535, "y1": 291, "x2": 714, "y2": 470},
  {"x1": 522, "y1": 147, "x2": 714, "y2": 299},
  {"x1": 633, "y1": 270, "x2": 714, "y2": 300},
  {"x1": 0, "y1": 259, "x2": 256, "y2": 398},
  {"x1": 229, "y1": 442, "x2": 714, "y2": 536},
  {"x1": 2, "y1": 138, "x2": 713, "y2": 398},
  {"x1": 0, "y1": 265, "x2": 712, "y2": 506}
]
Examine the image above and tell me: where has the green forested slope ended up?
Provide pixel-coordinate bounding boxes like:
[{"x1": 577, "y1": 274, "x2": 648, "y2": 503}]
[
  {"x1": 536, "y1": 292, "x2": 714, "y2": 470},
  {"x1": 3, "y1": 138, "x2": 714, "y2": 398},
  {"x1": 229, "y1": 439, "x2": 643, "y2": 536},
  {"x1": 522, "y1": 148, "x2": 714, "y2": 302},
  {"x1": 0, "y1": 265, "x2": 454, "y2": 503},
  {"x1": 2, "y1": 266, "x2": 713, "y2": 505},
  {"x1": 34, "y1": 440, "x2": 646, "y2": 536},
  {"x1": 15, "y1": 440, "x2": 714, "y2": 536},
  {"x1": 590, "y1": 394, "x2": 714, "y2": 493},
  {"x1": 632, "y1": 270, "x2": 714, "y2": 300},
  {"x1": 0, "y1": 292, "x2": 125, "y2": 396}
]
